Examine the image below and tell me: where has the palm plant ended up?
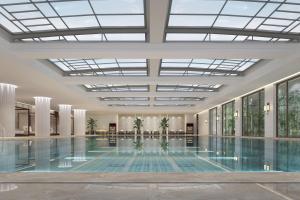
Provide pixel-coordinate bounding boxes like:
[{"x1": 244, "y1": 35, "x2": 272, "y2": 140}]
[
  {"x1": 87, "y1": 117, "x2": 97, "y2": 135},
  {"x1": 160, "y1": 117, "x2": 169, "y2": 135},
  {"x1": 133, "y1": 117, "x2": 143, "y2": 134},
  {"x1": 133, "y1": 139, "x2": 143, "y2": 151},
  {"x1": 160, "y1": 139, "x2": 168, "y2": 152}
]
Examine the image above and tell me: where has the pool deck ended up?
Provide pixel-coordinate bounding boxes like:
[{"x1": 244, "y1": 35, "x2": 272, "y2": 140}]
[{"x1": 1, "y1": 172, "x2": 300, "y2": 184}]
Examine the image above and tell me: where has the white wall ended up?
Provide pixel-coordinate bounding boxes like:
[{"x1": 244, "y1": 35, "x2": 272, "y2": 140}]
[
  {"x1": 118, "y1": 114, "x2": 185, "y2": 132},
  {"x1": 185, "y1": 114, "x2": 197, "y2": 135},
  {"x1": 198, "y1": 110, "x2": 209, "y2": 136},
  {"x1": 168, "y1": 115, "x2": 184, "y2": 132},
  {"x1": 86, "y1": 113, "x2": 118, "y2": 131}
]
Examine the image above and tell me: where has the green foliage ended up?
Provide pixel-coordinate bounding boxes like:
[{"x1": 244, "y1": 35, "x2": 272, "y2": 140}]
[
  {"x1": 160, "y1": 139, "x2": 168, "y2": 152},
  {"x1": 133, "y1": 139, "x2": 143, "y2": 151},
  {"x1": 87, "y1": 118, "x2": 97, "y2": 133},
  {"x1": 133, "y1": 117, "x2": 143, "y2": 133},
  {"x1": 160, "y1": 117, "x2": 169, "y2": 134}
]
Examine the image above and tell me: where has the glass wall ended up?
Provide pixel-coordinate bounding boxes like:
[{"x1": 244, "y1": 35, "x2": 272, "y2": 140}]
[
  {"x1": 209, "y1": 107, "x2": 217, "y2": 135},
  {"x1": 277, "y1": 76, "x2": 300, "y2": 137},
  {"x1": 242, "y1": 90, "x2": 264, "y2": 137},
  {"x1": 222, "y1": 101, "x2": 235, "y2": 136}
]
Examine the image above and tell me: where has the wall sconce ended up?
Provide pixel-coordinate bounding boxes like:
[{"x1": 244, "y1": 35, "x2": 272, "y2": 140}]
[
  {"x1": 264, "y1": 103, "x2": 270, "y2": 112},
  {"x1": 234, "y1": 111, "x2": 238, "y2": 118},
  {"x1": 216, "y1": 116, "x2": 220, "y2": 121},
  {"x1": 204, "y1": 120, "x2": 208, "y2": 124}
]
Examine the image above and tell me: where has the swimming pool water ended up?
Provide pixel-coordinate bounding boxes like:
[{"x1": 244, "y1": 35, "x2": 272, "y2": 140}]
[{"x1": 0, "y1": 136, "x2": 299, "y2": 173}]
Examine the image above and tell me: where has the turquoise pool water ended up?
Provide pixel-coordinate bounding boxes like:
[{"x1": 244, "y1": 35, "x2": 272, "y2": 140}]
[{"x1": 0, "y1": 136, "x2": 299, "y2": 173}]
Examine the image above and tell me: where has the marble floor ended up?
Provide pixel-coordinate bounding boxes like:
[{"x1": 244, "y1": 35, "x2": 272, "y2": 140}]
[
  {"x1": 0, "y1": 183, "x2": 299, "y2": 200},
  {"x1": 1, "y1": 173, "x2": 300, "y2": 200}
]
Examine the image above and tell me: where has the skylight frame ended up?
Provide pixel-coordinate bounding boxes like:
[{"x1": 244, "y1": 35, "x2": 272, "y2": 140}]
[
  {"x1": 108, "y1": 103, "x2": 150, "y2": 107},
  {"x1": 99, "y1": 97, "x2": 149, "y2": 101},
  {"x1": 153, "y1": 103, "x2": 195, "y2": 107},
  {"x1": 84, "y1": 84, "x2": 150, "y2": 92},
  {"x1": 49, "y1": 58, "x2": 149, "y2": 77},
  {"x1": 0, "y1": 0, "x2": 148, "y2": 42},
  {"x1": 165, "y1": 0, "x2": 300, "y2": 42},
  {"x1": 155, "y1": 97, "x2": 206, "y2": 101},
  {"x1": 156, "y1": 84, "x2": 221, "y2": 92},
  {"x1": 159, "y1": 58, "x2": 259, "y2": 76}
]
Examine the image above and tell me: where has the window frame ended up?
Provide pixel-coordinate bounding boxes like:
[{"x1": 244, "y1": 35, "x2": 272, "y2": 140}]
[{"x1": 276, "y1": 74, "x2": 300, "y2": 138}]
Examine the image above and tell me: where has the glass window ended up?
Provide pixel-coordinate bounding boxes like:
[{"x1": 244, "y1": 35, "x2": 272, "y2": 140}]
[
  {"x1": 277, "y1": 76, "x2": 300, "y2": 137},
  {"x1": 209, "y1": 107, "x2": 218, "y2": 135},
  {"x1": 167, "y1": 0, "x2": 300, "y2": 42},
  {"x1": 160, "y1": 59, "x2": 259, "y2": 77},
  {"x1": 242, "y1": 90, "x2": 265, "y2": 137},
  {"x1": 222, "y1": 101, "x2": 235, "y2": 136}
]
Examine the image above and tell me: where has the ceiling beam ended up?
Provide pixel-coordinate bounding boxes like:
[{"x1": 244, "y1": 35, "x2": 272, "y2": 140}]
[
  {"x1": 147, "y1": 0, "x2": 170, "y2": 77},
  {"x1": 63, "y1": 67, "x2": 148, "y2": 75},
  {"x1": 86, "y1": 91, "x2": 215, "y2": 98},
  {"x1": 160, "y1": 67, "x2": 243, "y2": 75},
  {"x1": 98, "y1": 100, "x2": 203, "y2": 105},
  {"x1": 11, "y1": 42, "x2": 300, "y2": 59},
  {"x1": 11, "y1": 27, "x2": 147, "y2": 40},
  {"x1": 61, "y1": 76, "x2": 243, "y2": 85},
  {"x1": 167, "y1": 27, "x2": 300, "y2": 41}
]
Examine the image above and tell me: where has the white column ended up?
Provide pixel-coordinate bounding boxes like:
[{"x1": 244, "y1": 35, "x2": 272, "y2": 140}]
[
  {"x1": 235, "y1": 97, "x2": 243, "y2": 137},
  {"x1": 264, "y1": 84, "x2": 277, "y2": 138},
  {"x1": 74, "y1": 109, "x2": 86, "y2": 136},
  {"x1": 0, "y1": 83, "x2": 17, "y2": 137},
  {"x1": 34, "y1": 97, "x2": 51, "y2": 137},
  {"x1": 59, "y1": 104, "x2": 72, "y2": 136},
  {"x1": 216, "y1": 105, "x2": 222, "y2": 136},
  {"x1": 0, "y1": 84, "x2": 16, "y2": 138}
]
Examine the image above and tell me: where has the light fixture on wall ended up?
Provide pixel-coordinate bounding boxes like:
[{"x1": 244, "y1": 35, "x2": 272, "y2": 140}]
[
  {"x1": 216, "y1": 116, "x2": 220, "y2": 121},
  {"x1": 204, "y1": 120, "x2": 208, "y2": 124},
  {"x1": 234, "y1": 111, "x2": 238, "y2": 118},
  {"x1": 264, "y1": 103, "x2": 271, "y2": 113}
]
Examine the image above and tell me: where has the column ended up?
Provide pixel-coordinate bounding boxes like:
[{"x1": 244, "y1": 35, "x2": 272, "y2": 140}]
[
  {"x1": 216, "y1": 105, "x2": 222, "y2": 136},
  {"x1": 74, "y1": 109, "x2": 86, "y2": 136},
  {"x1": 34, "y1": 97, "x2": 51, "y2": 137},
  {"x1": 0, "y1": 83, "x2": 17, "y2": 137},
  {"x1": 59, "y1": 104, "x2": 72, "y2": 136},
  {"x1": 235, "y1": 97, "x2": 243, "y2": 137},
  {"x1": 264, "y1": 84, "x2": 277, "y2": 138}
]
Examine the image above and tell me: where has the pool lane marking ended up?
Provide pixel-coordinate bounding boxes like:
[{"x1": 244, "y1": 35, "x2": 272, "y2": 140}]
[
  {"x1": 256, "y1": 183, "x2": 294, "y2": 200},
  {"x1": 194, "y1": 154, "x2": 230, "y2": 172},
  {"x1": 71, "y1": 151, "x2": 113, "y2": 171},
  {"x1": 165, "y1": 154, "x2": 182, "y2": 172},
  {"x1": 122, "y1": 155, "x2": 137, "y2": 172}
]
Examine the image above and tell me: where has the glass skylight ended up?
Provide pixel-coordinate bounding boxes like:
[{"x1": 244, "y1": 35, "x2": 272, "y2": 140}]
[
  {"x1": 108, "y1": 103, "x2": 150, "y2": 107},
  {"x1": 167, "y1": 0, "x2": 300, "y2": 42},
  {"x1": 84, "y1": 85, "x2": 149, "y2": 92},
  {"x1": 49, "y1": 59, "x2": 148, "y2": 77},
  {"x1": 0, "y1": 0, "x2": 146, "y2": 42},
  {"x1": 154, "y1": 104, "x2": 195, "y2": 107},
  {"x1": 160, "y1": 59, "x2": 259, "y2": 76},
  {"x1": 99, "y1": 97, "x2": 149, "y2": 101},
  {"x1": 156, "y1": 85, "x2": 221, "y2": 92},
  {"x1": 155, "y1": 97, "x2": 205, "y2": 101}
]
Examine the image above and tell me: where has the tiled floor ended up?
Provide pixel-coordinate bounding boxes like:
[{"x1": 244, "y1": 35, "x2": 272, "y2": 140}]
[{"x1": 0, "y1": 183, "x2": 298, "y2": 200}]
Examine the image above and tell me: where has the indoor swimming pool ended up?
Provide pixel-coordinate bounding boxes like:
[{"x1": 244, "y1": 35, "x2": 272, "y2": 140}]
[{"x1": 0, "y1": 136, "x2": 299, "y2": 173}]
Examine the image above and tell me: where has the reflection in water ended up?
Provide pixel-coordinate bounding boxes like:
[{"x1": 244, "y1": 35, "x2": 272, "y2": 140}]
[
  {"x1": 0, "y1": 184, "x2": 18, "y2": 192},
  {"x1": 0, "y1": 136, "x2": 300, "y2": 172}
]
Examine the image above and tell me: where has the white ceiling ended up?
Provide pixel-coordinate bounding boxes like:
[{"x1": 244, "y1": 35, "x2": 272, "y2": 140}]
[{"x1": 0, "y1": 0, "x2": 300, "y2": 114}]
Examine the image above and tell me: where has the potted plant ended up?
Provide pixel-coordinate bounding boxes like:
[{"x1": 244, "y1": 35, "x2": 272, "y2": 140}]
[
  {"x1": 160, "y1": 117, "x2": 169, "y2": 135},
  {"x1": 133, "y1": 117, "x2": 143, "y2": 135},
  {"x1": 87, "y1": 117, "x2": 97, "y2": 135}
]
